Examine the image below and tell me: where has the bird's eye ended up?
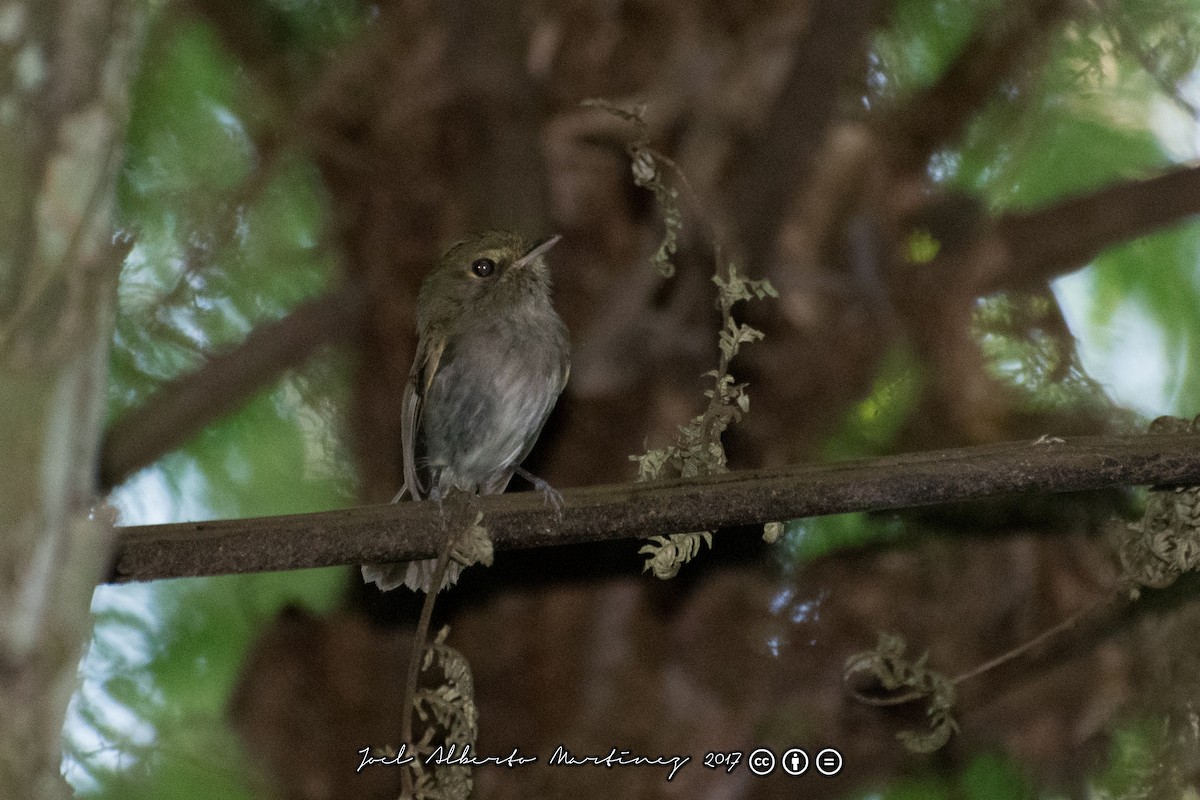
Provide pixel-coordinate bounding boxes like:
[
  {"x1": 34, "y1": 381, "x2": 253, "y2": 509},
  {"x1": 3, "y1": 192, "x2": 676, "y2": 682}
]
[{"x1": 471, "y1": 257, "x2": 496, "y2": 277}]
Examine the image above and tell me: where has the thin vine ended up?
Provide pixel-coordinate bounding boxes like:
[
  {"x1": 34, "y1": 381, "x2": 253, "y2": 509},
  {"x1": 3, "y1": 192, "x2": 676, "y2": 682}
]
[
  {"x1": 396, "y1": 508, "x2": 488, "y2": 799},
  {"x1": 586, "y1": 99, "x2": 781, "y2": 579},
  {"x1": 846, "y1": 414, "x2": 1200, "y2": 755}
]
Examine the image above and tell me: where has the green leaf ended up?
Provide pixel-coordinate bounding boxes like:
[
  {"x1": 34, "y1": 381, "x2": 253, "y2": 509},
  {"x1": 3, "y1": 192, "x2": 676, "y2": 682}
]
[
  {"x1": 782, "y1": 513, "x2": 905, "y2": 563},
  {"x1": 1089, "y1": 223, "x2": 1200, "y2": 415},
  {"x1": 68, "y1": 569, "x2": 345, "y2": 797},
  {"x1": 950, "y1": 15, "x2": 1171, "y2": 208},
  {"x1": 960, "y1": 752, "x2": 1035, "y2": 800},
  {"x1": 1088, "y1": 718, "x2": 1172, "y2": 799},
  {"x1": 122, "y1": 19, "x2": 254, "y2": 211},
  {"x1": 822, "y1": 345, "x2": 923, "y2": 461},
  {"x1": 872, "y1": 0, "x2": 1002, "y2": 96}
]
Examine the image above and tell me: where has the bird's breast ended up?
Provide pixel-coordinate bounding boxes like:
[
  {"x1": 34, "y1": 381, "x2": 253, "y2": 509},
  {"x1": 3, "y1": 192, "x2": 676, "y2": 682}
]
[{"x1": 419, "y1": 307, "x2": 567, "y2": 493}]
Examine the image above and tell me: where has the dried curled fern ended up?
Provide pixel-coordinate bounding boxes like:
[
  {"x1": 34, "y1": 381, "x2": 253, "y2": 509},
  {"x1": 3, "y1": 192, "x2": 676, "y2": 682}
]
[
  {"x1": 842, "y1": 416, "x2": 1200, "y2": 759},
  {"x1": 581, "y1": 99, "x2": 681, "y2": 278},
  {"x1": 634, "y1": 261, "x2": 779, "y2": 578},
  {"x1": 589, "y1": 100, "x2": 780, "y2": 579},
  {"x1": 844, "y1": 631, "x2": 959, "y2": 754},
  {"x1": 1118, "y1": 414, "x2": 1200, "y2": 597},
  {"x1": 405, "y1": 625, "x2": 478, "y2": 800},
  {"x1": 451, "y1": 511, "x2": 493, "y2": 573}
]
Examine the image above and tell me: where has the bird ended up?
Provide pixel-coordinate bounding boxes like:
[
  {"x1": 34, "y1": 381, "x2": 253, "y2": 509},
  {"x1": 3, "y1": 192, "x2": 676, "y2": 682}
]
[{"x1": 362, "y1": 230, "x2": 570, "y2": 592}]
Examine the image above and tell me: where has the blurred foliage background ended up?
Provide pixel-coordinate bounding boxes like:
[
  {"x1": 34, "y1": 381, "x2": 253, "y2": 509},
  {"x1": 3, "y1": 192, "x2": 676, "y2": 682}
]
[{"x1": 66, "y1": 0, "x2": 1200, "y2": 797}]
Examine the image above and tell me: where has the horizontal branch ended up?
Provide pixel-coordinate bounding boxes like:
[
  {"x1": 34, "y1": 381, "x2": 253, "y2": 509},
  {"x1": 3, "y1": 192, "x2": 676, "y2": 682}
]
[{"x1": 111, "y1": 432, "x2": 1200, "y2": 583}]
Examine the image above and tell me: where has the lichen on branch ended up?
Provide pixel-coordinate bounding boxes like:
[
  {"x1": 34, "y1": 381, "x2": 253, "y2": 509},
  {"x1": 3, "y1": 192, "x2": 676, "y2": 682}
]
[
  {"x1": 587, "y1": 100, "x2": 780, "y2": 579},
  {"x1": 844, "y1": 631, "x2": 959, "y2": 754},
  {"x1": 1118, "y1": 414, "x2": 1200, "y2": 596},
  {"x1": 407, "y1": 625, "x2": 477, "y2": 800}
]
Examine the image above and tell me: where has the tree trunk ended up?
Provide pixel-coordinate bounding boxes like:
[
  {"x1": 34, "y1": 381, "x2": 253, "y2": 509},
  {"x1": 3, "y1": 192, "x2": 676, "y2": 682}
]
[{"x1": 0, "y1": 2, "x2": 139, "y2": 797}]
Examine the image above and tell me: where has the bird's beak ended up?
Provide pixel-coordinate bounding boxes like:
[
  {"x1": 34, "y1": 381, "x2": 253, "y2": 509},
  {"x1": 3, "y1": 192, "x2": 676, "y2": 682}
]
[{"x1": 514, "y1": 234, "x2": 562, "y2": 269}]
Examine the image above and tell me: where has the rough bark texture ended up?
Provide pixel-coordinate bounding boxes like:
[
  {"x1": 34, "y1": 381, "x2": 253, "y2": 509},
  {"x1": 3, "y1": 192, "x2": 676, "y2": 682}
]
[
  {"x1": 0, "y1": 2, "x2": 138, "y2": 797},
  {"x1": 113, "y1": 432, "x2": 1200, "y2": 582}
]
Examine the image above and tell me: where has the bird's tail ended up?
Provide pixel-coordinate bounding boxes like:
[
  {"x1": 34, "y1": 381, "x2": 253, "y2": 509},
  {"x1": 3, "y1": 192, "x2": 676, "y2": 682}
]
[{"x1": 361, "y1": 482, "x2": 458, "y2": 593}]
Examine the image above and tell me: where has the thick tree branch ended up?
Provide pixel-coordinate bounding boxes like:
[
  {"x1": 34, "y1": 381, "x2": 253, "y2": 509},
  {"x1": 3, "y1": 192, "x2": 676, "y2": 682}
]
[
  {"x1": 112, "y1": 432, "x2": 1200, "y2": 583},
  {"x1": 98, "y1": 0, "x2": 356, "y2": 492},
  {"x1": 0, "y1": 1, "x2": 139, "y2": 797},
  {"x1": 985, "y1": 163, "x2": 1200, "y2": 292},
  {"x1": 888, "y1": 0, "x2": 1072, "y2": 175},
  {"x1": 902, "y1": 162, "x2": 1200, "y2": 299},
  {"x1": 98, "y1": 286, "x2": 360, "y2": 491}
]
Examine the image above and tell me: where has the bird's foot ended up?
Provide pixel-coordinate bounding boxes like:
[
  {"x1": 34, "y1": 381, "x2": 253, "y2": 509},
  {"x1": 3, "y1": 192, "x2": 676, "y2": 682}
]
[
  {"x1": 516, "y1": 467, "x2": 564, "y2": 520},
  {"x1": 429, "y1": 485, "x2": 448, "y2": 519}
]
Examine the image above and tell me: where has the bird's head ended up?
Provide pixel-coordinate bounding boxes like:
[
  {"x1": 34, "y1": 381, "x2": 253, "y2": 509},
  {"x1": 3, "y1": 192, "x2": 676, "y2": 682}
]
[{"x1": 417, "y1": 230, "x2": 561, "y2": 329}]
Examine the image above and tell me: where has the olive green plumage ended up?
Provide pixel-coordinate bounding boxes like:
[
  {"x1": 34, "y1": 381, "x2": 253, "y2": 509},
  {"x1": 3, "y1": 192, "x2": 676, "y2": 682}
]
[{"x1": 362, "y1": 231, "x2": 570, "y2": 592}]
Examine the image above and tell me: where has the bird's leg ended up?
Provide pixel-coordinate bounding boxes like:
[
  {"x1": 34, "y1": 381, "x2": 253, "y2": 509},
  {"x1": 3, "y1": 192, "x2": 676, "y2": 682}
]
[
  {"x1": 515, "y1": 466, "x2": 564, "y2": 518},
  {"x1": 427, "y1": 466, "x2": 446, "y2": 515}
]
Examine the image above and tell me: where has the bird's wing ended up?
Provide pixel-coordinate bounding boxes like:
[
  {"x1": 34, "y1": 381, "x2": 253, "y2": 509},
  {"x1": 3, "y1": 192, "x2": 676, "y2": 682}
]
[{"x1": 401, "y1": 331, "x2": 446, "y2": 500}]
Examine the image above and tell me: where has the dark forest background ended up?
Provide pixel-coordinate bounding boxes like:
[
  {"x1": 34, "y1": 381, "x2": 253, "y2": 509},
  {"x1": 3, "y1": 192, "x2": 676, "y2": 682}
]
[{"x1": 25, "y1": 0, "x2": 1200, "y2": 797}]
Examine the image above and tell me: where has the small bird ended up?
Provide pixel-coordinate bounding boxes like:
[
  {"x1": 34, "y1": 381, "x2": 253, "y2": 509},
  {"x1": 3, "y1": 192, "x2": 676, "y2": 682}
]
[{"x1": 362, "y1": 231, "x2": 571, "y2": 592}]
